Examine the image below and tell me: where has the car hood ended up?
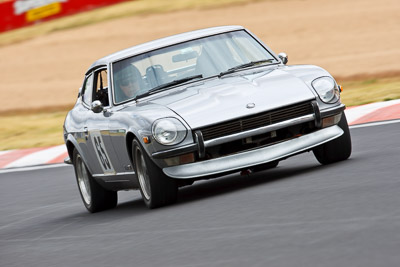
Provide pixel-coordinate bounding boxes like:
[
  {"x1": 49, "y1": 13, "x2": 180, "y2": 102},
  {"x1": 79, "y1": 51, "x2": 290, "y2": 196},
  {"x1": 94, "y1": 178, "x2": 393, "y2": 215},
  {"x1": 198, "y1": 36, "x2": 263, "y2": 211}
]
[{"x1": 146, "y1": 67, "x2": 316, "y2": 129}]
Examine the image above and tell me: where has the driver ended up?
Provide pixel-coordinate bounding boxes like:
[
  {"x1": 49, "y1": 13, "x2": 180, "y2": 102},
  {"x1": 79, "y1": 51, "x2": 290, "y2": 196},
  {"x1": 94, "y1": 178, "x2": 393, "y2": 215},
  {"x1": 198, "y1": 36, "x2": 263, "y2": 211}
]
[{"x1": 114, "y1": 64, "x2": 143, "y2": 102}]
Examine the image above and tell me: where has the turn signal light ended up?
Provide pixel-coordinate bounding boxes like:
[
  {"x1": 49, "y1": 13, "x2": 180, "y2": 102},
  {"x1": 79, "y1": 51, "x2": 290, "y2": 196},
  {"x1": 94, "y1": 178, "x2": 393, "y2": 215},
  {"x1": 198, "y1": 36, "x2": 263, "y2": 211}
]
[
  {"x1": 164, "y1": 153, "x2": 195, "y2": 166},
  {"x1": 322, "y1": 113, "x2": 342, "y2": 128},
  {"x1": 179, "y1": 153, "x2": 195, "y2": 164}
]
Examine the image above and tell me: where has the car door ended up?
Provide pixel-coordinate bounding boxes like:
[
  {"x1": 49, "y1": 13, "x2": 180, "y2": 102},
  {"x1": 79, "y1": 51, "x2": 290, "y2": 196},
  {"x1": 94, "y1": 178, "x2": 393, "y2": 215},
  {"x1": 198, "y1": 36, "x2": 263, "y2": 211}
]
[
  {"x1": 84, "y1": 67, "x2": 125, "y2": 176},
  {"x1": 69, "y1": 72, "x2": 98, "y2": 171}
]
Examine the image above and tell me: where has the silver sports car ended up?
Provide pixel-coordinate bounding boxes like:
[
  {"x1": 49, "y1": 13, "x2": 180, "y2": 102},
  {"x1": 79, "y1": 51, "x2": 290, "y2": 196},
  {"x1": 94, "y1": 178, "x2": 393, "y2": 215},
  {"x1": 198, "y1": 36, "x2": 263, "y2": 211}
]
[{"x1": 63, "y1": 26, "x2": 351, "y2": 213}]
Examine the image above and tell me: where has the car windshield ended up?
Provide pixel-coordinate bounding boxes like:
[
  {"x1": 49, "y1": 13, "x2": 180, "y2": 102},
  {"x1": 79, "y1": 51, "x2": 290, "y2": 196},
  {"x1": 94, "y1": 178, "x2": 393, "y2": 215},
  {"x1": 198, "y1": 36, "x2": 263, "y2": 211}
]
[{"x1": 112, "y1": 30, "x2": 277, "y2": 104}]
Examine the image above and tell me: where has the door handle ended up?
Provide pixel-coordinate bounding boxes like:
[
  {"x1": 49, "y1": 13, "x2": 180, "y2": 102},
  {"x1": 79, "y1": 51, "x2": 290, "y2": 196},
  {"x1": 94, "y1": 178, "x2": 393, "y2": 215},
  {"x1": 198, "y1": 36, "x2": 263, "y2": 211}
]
[{"x1": 84, "y1": 127, "x2": 89, "y2": 140}]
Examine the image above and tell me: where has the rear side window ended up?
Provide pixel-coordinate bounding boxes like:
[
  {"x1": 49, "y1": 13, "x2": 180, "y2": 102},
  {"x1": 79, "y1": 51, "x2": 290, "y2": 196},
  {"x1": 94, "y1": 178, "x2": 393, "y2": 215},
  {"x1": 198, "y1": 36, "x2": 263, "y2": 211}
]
[{"x1": 82, "y1": 73, "x2": 94, "y2": 106}]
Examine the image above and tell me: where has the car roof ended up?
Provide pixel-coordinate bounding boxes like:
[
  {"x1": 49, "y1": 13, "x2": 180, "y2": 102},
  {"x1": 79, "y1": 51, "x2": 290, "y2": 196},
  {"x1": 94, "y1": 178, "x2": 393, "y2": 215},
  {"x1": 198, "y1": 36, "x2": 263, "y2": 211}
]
[{"x1": 86, "y1": 25, "x2": 245, "y2": 74}]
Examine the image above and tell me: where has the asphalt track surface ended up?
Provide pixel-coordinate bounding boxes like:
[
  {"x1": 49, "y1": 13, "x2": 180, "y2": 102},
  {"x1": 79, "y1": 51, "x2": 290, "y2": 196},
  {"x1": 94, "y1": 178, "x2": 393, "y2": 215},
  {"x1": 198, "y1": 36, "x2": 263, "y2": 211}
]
[{"x1": 1, "y1": 123, "x2": 400, "y2": 267}]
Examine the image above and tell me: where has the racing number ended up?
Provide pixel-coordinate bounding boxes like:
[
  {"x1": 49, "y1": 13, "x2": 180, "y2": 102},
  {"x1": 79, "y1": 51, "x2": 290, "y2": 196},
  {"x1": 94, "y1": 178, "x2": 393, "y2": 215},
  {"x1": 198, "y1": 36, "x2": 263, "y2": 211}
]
[
  {"x1": 90, "y1": 131, "x2": 115, "y2": 174},
  {"x1": 94, "y1": 136, "x2": 111, "y2": 170}
]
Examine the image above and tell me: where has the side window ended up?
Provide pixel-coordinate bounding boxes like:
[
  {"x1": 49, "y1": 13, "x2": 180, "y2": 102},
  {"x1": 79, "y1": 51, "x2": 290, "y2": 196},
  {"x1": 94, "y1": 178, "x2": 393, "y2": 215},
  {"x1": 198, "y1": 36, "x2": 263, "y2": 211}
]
[
  {"x1": 93, "y1": 69, "x2": 109, "y2": 106},
  {"x1": 82, "y1": 73, "x2": 94, "y2": 106}
]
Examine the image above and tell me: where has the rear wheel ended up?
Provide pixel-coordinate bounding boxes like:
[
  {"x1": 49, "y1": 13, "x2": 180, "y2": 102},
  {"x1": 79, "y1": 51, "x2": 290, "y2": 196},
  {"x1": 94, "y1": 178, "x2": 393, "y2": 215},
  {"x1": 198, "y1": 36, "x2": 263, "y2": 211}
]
[
  {"x1": 132, "y1": 139, "x2": 178, "y2": 209},
  {"x1": 313, "y1": 112, "x2": 352, "y2": 164},
  {"x1": 73, "y1": 149, "x2": 117, "y2": 213}
]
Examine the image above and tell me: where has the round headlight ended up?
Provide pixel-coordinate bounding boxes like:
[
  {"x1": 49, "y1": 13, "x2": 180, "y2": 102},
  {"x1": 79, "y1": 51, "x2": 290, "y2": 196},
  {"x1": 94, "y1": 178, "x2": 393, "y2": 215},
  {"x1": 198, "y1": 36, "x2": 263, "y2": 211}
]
[
  {"x1": 152, "y1": 118, "x2": 187, "y2": 145},
  {"x1": 312, "y1": 76, "x2": 340, "y2": 103}
]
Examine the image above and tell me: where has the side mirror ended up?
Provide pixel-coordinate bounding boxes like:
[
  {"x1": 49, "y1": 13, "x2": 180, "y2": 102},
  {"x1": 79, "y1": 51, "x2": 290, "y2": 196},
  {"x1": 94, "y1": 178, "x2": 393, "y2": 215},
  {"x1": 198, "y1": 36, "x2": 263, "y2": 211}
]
[
  {"x1": 91, "y1": 100, "x2": 104, "y2": 113},
  {"x1": 278, "y1": 52, "x2": 288, "y2": 65}
]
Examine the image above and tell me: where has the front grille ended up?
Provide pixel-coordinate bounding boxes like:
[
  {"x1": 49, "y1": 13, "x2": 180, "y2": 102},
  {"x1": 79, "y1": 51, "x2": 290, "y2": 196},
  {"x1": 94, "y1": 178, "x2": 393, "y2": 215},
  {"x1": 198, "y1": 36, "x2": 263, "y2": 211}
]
[{"x1": 197, "y1": 101, "x2": 314, "y2": 141}]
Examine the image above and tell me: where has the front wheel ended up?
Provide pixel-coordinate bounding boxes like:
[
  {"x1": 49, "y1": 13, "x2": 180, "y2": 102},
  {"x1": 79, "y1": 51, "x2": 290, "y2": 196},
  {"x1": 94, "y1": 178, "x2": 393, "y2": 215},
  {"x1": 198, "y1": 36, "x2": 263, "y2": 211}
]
[
  {"x1": 313, "y1": 112, "x2": 352, "y2": 164},
  {"x1": 73, "y1": 149, "x2": 117, "y2": 213},
  {"x1": 132, "y1": 139, "x2": 178, "y2": 209}
]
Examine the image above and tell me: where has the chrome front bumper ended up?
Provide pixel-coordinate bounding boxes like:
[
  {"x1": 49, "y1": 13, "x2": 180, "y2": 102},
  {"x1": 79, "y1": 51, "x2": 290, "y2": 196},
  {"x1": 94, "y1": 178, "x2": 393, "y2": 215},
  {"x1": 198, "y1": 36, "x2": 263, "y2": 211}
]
[{"x1": 163, "y1": 125, "x2": 343, "y2": 179}]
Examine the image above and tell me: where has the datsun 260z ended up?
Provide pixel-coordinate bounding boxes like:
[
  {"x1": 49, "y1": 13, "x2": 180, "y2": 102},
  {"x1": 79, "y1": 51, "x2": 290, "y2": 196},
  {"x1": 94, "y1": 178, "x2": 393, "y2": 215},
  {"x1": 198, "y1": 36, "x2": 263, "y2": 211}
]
[{"x1": 63, "y1": 26, "x2": 351, "y2": 213}]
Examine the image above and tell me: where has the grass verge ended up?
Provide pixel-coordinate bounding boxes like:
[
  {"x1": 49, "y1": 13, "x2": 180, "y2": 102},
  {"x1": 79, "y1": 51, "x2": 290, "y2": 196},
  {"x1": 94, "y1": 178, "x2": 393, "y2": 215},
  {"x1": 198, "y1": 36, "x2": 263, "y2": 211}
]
[
  {"x1": 339, "y1": 77, "x2": 400, "y2": 107},
  {"x1": 0, "y1": 77, "x2": 399, "y2": 151},
  {"x1": 0, "y1": 111, "x2": 68, "y2": 151}
]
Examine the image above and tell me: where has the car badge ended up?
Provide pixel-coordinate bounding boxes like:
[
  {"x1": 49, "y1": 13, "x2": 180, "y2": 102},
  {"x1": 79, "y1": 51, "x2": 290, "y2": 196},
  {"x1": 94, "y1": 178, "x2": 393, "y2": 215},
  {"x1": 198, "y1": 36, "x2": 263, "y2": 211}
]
[{"x1": 246, "y1": 103, "x2": 255, "y2": 109}]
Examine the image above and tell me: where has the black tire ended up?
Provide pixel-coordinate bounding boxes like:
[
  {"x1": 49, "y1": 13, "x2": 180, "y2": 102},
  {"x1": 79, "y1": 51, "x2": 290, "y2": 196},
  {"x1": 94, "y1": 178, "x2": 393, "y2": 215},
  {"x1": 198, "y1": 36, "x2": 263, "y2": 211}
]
[
  {"x1": 72, "y1": 149, "x2": 117, "y2": 213},
  {"x1": 313, "y1": 112, "x2": 352, "y2": 164},
  {"x1": 132, "y1": 139, "x2": 178, "y2": 209}
]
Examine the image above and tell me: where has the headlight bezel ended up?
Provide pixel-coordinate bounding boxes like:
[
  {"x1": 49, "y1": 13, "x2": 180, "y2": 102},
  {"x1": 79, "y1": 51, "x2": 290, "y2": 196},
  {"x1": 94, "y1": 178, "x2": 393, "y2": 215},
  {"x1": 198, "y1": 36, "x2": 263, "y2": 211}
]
[
  {"x1": 311, "y1": 76, "x2": 340, "y2": 104},
  {"x1": 151, "y1": 117, "x2": 187, "y2": 146}
]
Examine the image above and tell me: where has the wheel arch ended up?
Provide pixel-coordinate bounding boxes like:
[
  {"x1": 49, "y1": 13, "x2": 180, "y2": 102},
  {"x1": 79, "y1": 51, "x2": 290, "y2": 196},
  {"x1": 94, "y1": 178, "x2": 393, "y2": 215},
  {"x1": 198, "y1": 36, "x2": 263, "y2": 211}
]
[
  {"x1": 65, "y1": 133, "x2": 95, "y2": 174},
  {"x1": 125, "y1": 128, "x2": 163, "y2": 170},
  {"x1": 125, "y1": 131, "x2": 138, "y2": 164},
  {"x1": 66, "y1": 140, "x2": 75, "y2": 162}
]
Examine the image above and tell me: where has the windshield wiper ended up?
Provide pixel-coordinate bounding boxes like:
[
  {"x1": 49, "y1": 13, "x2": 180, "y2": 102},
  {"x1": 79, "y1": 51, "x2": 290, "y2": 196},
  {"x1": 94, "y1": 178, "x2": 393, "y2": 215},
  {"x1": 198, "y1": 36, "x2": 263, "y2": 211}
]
[
  {"x1": 134, "y1": 74, "x2": 203, "y2": 100},
  {"x1": 218, "y1": 59, "x2": 274, "y2": 77}
]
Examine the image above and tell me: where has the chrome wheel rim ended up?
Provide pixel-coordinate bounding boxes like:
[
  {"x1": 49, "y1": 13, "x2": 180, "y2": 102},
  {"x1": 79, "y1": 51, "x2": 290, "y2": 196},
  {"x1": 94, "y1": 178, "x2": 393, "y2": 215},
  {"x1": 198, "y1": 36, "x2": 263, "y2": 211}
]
[
  {"x1": 135, "y1": 146, "x2": 151, "y2": 200},
  {"x1": 76, "y1": 155, "x2": 91, "y2": 205}
]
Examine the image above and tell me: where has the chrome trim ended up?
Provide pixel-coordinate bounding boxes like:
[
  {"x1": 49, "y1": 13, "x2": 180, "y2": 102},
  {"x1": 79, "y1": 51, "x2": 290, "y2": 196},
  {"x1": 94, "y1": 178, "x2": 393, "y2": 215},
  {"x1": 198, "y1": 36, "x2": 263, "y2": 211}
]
[
  {"x1": 311, "y1": 101, "x2": 322, "y2": 128},
  {"x1": 152, "y1": 113, "x2": 316, "y2": 159},
  {"x1": 203, "y1": 114, "x2": 315, "y2": 148},
  {"x1": 246, "y1": 103, "x2": 255, "y2": 109},
  {"x1": 93, "y1": 171, "x2": 135, "y2": 178},
  {"x1": 163, "y1": 126, "x2": 343, "y2": 179},
  {"x1": 320, "y1": 104, "x2": 345, "y2": 118},
  {"x1": 152, "y1": 143, "x2": 198, "y2": 159},
  {"x1": 194, "y1": 130, "x2": 205, "y2": 158}
]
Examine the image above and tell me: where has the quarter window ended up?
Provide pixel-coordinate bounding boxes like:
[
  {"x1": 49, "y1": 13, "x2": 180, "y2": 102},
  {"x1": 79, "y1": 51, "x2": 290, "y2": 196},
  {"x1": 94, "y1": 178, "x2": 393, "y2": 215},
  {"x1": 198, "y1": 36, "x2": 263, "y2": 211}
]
[
  {"x1": 94, "y1": 69, "x2": 109, "y2": 106},
  {"x1": 82, "y1": 73, "x2": 94, "y2": 106}
]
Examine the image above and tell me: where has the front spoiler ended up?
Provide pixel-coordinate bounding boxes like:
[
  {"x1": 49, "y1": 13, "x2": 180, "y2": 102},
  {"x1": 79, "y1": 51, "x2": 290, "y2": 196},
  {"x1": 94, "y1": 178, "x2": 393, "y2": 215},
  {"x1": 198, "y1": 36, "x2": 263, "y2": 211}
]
[{"x1": 163, "y1": 125, "x2": 343, "y2": 179}]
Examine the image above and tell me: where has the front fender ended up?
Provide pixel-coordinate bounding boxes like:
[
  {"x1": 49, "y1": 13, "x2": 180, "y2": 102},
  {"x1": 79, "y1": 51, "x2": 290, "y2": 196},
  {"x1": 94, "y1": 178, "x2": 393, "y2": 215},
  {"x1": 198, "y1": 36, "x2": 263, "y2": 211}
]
[{"x1": 66, "y1": 133, "x2": 95, "y2": 175}]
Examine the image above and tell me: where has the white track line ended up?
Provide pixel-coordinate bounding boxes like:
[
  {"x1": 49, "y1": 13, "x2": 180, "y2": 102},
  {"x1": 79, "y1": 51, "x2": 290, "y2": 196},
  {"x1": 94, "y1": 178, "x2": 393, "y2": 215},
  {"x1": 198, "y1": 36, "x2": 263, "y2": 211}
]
[
  {"x1": 0, "y1": 163, "x2": 70, "y2": 174},
  {"x1": 349, "y1": 119, "x2": 400, "y2": 129},
  {"x1": 4, "y1": 145, "x2": 67, "y2": 168},
  {"x1": 345, "y1": 99, "x2": 400, "y2": 124},
  {"x1": 0, "y1": 150, "x2": 14, "y2": 157}
]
